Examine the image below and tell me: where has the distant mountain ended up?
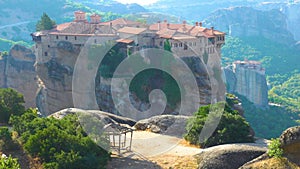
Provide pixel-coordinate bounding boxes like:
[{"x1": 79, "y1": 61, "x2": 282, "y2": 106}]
[
  {"x1": 203, "y1": 7, "x2": 295, "y2": 45},
  {"x1": 72, "y1": 0, "x2": 147, "y2": 14},
  {"x1": 146, "y1": 0, "x2": 289, "y2": 20}
]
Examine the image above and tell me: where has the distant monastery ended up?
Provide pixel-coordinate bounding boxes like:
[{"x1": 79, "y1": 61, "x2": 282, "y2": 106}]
[{"x1": 31, "y1": 11, "x2": 225, "y2": 66}]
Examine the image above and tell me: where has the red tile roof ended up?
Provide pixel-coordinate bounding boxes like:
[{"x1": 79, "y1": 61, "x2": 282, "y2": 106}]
[
  {"x1": 116, "y1": 39, "x2": 134, "y2": 44},
  {"x1": 117, "y1": 27, "x2": 146, "y2": 35}
]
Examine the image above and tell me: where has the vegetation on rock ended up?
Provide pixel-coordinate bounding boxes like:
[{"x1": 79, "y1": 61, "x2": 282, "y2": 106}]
[
  {"x1": 268, "y1": 138, "x2": 283, "y2": 158},
  {"x1": 184, "y1": 102, "x2": 254, "y2": 147}
]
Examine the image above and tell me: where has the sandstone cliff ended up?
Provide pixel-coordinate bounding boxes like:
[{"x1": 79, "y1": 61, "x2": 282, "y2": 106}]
[
  {"x1": 35, "y1": 41, "x2": 214, "y2": 116},
  {"x1": 223, "y1": 61, "x2": 268, "y2": 107},
  {"x1": 0, "y1": 45, "x2": 38, "y2": 108}
]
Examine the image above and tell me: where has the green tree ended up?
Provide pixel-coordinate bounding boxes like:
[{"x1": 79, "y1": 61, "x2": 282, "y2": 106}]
[
  {"x1": 184, "y1": 103, "x2": 254, "y2": 147},
  {"x1": 36, "y1": 13, "x2": 56, "y2": 31},
  {"x1": 0, "y1": 88, "x2": 25, "y2": 124}
]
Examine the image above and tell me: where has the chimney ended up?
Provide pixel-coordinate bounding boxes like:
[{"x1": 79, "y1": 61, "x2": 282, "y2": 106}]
[
  {"x1": 157, "y1": 21, "x2": 161, "y2": 30},
  {"x1": 74, "y1": 11, "x2": 87, "y2": 22},
  {"x1": 167, "y1": 23, "x2": 170, "y2": 28},
  {"x1": 195, "y1": 22, "x2": 199, "y2": 26},
  {"x1": 90, "y1": 14, "x2": 101, "y2": 24},
  {"x1": 164, "y1": 20, "x2": 167, "y2": 23},
  {"x1": 211, "y1": 26, "x2": 214, "y2": 34},
  {"x1": 199, "y1": 22, "x2": 202, "y2": 27}
]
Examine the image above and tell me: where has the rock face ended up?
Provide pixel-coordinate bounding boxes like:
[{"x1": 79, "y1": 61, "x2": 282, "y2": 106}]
[
  {"x1": 0, "y1": 45, "x2": 38, "y2": 108},
  {"x1": 196, "y1": 144, "x2": 267, "y2": 169},
  {"x1": 35, "y1": 42, "x2": 214, "y2": 116},
  {"x1": 280, "y1": 126, "x2": 300, "y2": 165},
  {"x1": 204, "y1": 7, "x2": 295, "y2": 45},
  {"x1": 223, "y1": 61, "x2": 268, "y2": 107}
]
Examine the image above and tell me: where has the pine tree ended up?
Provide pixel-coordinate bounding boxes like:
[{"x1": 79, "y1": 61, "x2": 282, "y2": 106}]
[{"x1": 36, "y1": 13, "x2": 56, "y2": 31}]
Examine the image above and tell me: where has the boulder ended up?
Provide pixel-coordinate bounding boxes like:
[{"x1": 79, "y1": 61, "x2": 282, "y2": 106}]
[
  {"x1": 196, "y1": 144, "x2": 266, "y2": 169},
  {"x1": 134, "y1": 115, "x2": 189, "y2": 138},
  {"x1": 280, "y1": 126, "x2": 300, "y2": 165},
  {"x1": 50, "y1": 108, "x2": 137, "y2": 127}
]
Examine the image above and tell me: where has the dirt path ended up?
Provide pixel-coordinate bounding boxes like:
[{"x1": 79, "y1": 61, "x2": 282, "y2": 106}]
[
  {"x1": 106, "y1": 131, "x2": 202, "y2": 169},
  {"x1": 106, "y1": 131, "x2": 269, "y2": 169}
]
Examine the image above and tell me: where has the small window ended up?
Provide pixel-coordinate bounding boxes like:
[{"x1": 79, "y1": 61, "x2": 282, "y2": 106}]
[
  {"x1": 56, "y1": 35, "x2": 59, "y2": 39},
  {"x1": 94, "y1": 39, "x2": 97, "y2": 43},
  {"x1": 174, "y1": 43, "x2": 178, "y2": 47},
  {"x1": 184, "y1": 43, "x2": 188, "y2": 50},
  {"x1": 75, "y1": 36, "x2": 77, "y2": 40},
  {"x1": 189, "y1": 42, "x2": 192, "y2": 46},
  {"x1": 159, "y1": 41, "x2": 163, "y2": 46},
  {"x1": 48, "y1": 45, "x2": 50, "y2": 48},
  {"x1": 179, "y1": 43, "x2": 182, "y2": 47},
  {"x1": 65, "y1": 36, "x2": 68, "y2": 40},
  {"x1": 193, "y1": 42, "x2": 196, "y2": 46},
  {"x1": 44, "y1": 52, "x2": 48, "y2": 56}
]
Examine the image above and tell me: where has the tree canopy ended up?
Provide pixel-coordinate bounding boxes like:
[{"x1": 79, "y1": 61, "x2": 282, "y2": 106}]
[
  {"x1": 36, "y1": 13, "x2": 56, "y2": 31},
  {"x1": 0, "y1": 88, "x2": 25, "y2": 124},
  {"x1": 184, "y1": 102, "x2": 254, "y2": 147}
]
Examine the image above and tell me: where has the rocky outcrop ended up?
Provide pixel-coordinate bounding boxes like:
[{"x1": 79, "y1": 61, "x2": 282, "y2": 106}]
[
  {"x1": 35, "y1": 41, "x2": 214, "y2": 116},
  {"x1": 35, "y1": 41, "x2": 79, "y2": 115},
  {"x1": 240, "y1": 126, "x2": 300, "y2": 168},
  {"x1": 134, "y1": 115, "x2": 189, "y2": 137},
  {"x1": 223, "y1": 61, "x2": 268, "y2": 107},
  {"x1": 280, "y1": 126, "x2": 300, "y2": 165},
  {"x1": 50, "y1": 108, "x2": 137, "y2": 127},
  {"x1": 196, "y1": 144, "x2": 267, "y2": 169},
  {"x1": 0, "y1": 45, "x2": 38, "y2": 108},
  {"x1": 204, "y1": 7, "x2": 295, "y2": 45}
]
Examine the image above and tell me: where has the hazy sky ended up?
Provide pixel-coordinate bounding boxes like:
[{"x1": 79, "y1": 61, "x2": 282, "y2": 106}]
[{"x1": 115, "y1": 0, "x2": 159, "y2": 6}]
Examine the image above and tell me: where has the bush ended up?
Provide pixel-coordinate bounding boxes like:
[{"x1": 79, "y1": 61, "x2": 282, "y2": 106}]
[
  {"x1": 0, "y1": 127, "x2": 19, "y2": 151},
  {"x1": 0, "y1": 154, "x2": 20, "y2": 169},
  {"x1": 267, "y1": 138, "x2": 283, "y2": 158},
  {"x1": 0, "y1": 88, "x2": 25, "y2": 124},
  {"x1": 184, "y1": 102, "x2": 254, "y2": 148},
  {"x1": 10, "y1": 110, "x2": 110, "y2": 169}
]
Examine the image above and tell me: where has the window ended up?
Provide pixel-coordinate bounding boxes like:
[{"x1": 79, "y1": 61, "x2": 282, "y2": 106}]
[
  {"x1": 48, "y1": 45, "x2": 50, "y2": 48},
  {"x1": 94, "y1": 39, "x2": 97, "y2": 43},
  {"x1": 56, "y1": 35, "x2": 59, "y2": 39},
  {"x1": 159, "y1": 41, "x2": 163, "y2": 46},
  {"x1": 75, "y1": 36, "x2": 77, "y2": 40},
  {"x1": 44, "y1": 52, "x2": 48, "y2": 56},
  {"x1": 179, "y1": 43, "x2": 182, "y2": 47},
  {"x1": 193, "y1": 42, "x2": 196, "y2": 46},
  {"x1": 184, "y1": 42, "x2": 188, "y2": 50},
  {"x1": 65, "y1": 36, "x2": 68, "y2": 40},
  {"x1": 189, "y1": 42, "x2": 192, "y2": 46},
  {"x1": 174, "y1": 43, "x2": 178, "y2": 47}
]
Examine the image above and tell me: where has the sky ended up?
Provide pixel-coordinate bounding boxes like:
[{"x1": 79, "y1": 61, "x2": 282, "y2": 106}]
[{"x1": 114, "y1": 0, "x2": 159, "y2": 6}]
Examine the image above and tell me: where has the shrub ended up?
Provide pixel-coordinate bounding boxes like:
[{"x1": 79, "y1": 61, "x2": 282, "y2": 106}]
[
  {"x1": 267, "y1": 138, "x2": 283, "y2": 158},
  {"x1": 184, "y1": 102, "x2": 254, "y2": 148},
  {"x1": 10, "y1": 110, "x2": 110, "y2": 169},
  {"x1": 0, "y1": 154, "x2": 20, "y2": 169},
  {"x1": 0, "y1": 88, "x2": 25, "y2": 124}
]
